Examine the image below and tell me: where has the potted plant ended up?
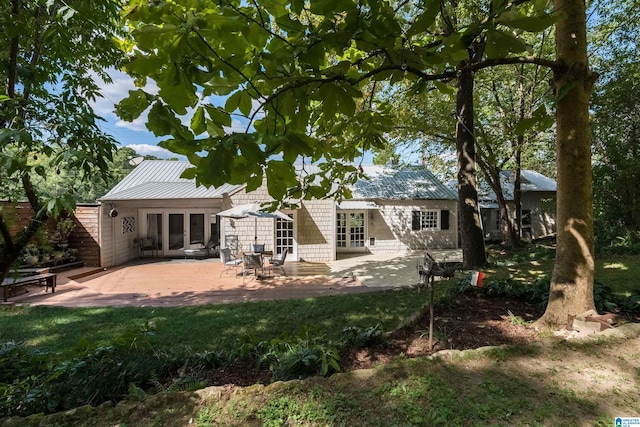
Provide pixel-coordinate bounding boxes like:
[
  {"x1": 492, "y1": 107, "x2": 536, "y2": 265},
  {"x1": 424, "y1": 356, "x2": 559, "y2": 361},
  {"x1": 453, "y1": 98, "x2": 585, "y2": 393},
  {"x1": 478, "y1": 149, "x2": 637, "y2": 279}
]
[
  {"x1": 52, "y1": 217, "x2": 75, "y2": 249},
  {"x1": 23, "y1": 245, "x2": 40, "y2": 266}
]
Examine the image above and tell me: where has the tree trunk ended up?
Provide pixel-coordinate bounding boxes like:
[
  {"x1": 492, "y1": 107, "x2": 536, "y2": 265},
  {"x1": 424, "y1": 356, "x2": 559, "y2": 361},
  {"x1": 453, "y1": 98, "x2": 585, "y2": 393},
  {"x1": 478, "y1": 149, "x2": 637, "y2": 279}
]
[
  {"x1": 513, "y1": 135, "x2": 523, "y2": 243},
  {"x1": 536, "y1": 0, "x2": 597, "y2": 328},
  {"x1": 456, "y1": 66, "x2": 487, "y2": 269}
]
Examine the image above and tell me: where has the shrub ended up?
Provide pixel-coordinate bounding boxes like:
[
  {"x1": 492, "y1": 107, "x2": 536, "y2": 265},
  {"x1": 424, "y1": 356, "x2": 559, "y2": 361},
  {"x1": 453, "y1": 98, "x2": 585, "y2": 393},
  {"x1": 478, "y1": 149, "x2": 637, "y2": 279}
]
[{"x1": 0, "y1": 323, "x2": 216, "y2": 417}]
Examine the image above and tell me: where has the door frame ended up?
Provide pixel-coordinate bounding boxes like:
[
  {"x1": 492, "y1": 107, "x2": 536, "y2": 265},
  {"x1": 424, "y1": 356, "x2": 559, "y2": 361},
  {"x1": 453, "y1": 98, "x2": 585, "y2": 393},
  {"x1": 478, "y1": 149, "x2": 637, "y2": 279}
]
[
  {"x1": 140, "y1": 209, "x2": 212, "y2": 257},
  {"x1": 274, "y1": 211, "x2": 297, "y2": 261},
  {"x1": 336, "y1": 210, "x2": 368, "y2": 253}
]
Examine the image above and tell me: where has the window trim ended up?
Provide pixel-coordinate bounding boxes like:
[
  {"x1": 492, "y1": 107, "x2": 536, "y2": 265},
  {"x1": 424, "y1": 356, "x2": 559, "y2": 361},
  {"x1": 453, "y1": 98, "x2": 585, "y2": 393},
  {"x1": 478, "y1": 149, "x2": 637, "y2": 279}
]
[{"x1": 412, "y1": 209, "x2": 441, "y2": 231}]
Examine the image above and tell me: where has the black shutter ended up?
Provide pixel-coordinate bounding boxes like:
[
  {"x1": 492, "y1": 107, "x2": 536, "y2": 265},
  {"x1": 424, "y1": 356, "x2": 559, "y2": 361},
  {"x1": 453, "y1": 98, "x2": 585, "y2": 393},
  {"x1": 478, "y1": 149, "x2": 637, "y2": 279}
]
[
  {"x1": 440, "y1": 210, "x2": 450, "y2": 230},
  {"x1": 412, "y1": 211, "x2": 420, "y2": 230}
]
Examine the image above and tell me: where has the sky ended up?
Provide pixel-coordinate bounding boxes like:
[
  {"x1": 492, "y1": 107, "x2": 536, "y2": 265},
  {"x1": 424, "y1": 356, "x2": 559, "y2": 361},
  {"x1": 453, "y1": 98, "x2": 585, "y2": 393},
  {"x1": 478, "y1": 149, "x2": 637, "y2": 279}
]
[{"x1": 91, "y1": 69, "x2": 177, "y2": 159}]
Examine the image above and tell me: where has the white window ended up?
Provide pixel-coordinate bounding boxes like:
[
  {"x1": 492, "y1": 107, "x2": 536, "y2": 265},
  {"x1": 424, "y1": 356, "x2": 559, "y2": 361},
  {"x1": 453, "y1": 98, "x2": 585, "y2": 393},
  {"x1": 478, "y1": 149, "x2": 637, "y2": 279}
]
[{"x1": 412, "y1": 210, "x2": 440, "y2": 231}]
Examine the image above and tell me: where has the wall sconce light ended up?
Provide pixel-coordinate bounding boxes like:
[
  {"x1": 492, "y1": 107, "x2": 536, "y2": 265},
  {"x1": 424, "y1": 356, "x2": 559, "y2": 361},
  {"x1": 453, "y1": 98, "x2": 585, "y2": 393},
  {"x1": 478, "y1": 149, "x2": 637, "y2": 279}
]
[{"x1": 108, "y1": 204, "x2": 118, "y2": 218}]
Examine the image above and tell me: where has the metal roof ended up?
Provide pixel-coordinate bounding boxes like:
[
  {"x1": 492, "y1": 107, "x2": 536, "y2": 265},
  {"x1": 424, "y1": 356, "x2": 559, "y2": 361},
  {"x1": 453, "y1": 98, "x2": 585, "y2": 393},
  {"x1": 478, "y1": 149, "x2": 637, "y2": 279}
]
[
  {"x1": 451, "y1": 170, "x2": 557, "y2": 202},
  {"x1": 352, "y1": 165, "x2": 457, "y2": 200},
  {"x1": 99, "y1": 160, "x2": 243, "y2": 201}
]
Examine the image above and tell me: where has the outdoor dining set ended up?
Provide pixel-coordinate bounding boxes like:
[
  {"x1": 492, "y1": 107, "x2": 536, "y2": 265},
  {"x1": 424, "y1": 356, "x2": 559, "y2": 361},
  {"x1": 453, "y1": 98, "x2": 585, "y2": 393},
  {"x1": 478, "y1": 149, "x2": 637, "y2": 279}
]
[{"x1": 220, "y1": 243, "x2": 288, "y2": 284}]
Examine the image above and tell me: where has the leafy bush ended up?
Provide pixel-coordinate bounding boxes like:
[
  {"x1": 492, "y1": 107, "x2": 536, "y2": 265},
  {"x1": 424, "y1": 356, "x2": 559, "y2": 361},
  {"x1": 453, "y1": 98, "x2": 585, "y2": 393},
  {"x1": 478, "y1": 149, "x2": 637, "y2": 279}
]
[
  {"x1": 253, "y1": 329, "x2": 341, "y2": 382},
  {"x1": 0, "y1": 341, "x2": 55, "y2": 416},
  {"x1": 340, "y1": 324, "x2": 387, "y2": 349},
  {"x1": 457, "y1": 277, "x2": 550, "y2": 309},
  {"x1": 596, "y1": 228, "x2": 640, "y2": 255},
  {"x1": 0, "y1": 323, "x2": 217, "y2": 417}
]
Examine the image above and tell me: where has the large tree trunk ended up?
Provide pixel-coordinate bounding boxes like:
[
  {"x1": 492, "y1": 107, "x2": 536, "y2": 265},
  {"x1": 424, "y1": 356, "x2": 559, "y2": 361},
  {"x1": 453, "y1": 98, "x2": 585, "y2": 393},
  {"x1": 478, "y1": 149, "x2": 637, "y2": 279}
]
[
  {"x1": 456, "y1": 66, "x2": 487, "y2": 269},
  {"x1": 536, "y1": 0, "x2": 597, "y2": 328}
]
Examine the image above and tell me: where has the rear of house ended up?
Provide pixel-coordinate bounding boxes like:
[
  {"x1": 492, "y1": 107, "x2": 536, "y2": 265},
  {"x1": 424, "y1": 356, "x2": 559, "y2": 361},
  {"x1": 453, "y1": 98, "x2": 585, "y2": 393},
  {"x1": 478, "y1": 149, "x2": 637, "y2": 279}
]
[{"x1": 97, "y1": 161, "x2": 458, "y2": 267}]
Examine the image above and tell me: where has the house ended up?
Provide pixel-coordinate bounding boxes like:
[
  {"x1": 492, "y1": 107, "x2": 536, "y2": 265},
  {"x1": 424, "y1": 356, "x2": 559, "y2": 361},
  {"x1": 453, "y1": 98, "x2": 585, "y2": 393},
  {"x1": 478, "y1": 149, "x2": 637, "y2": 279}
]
[
  {"x1": 476, "y1": 170, "x2": 557, "y2": 241},
  {"x1": 97, "y1": 161, "x2": 458, "y2": 267}
]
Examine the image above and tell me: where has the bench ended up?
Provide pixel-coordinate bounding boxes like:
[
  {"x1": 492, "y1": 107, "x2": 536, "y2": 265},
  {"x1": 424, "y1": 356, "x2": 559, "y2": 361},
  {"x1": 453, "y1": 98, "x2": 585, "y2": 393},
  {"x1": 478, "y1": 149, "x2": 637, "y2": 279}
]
[{"x1": 1, "y1": 273, "x2": 57, "y2": 302}]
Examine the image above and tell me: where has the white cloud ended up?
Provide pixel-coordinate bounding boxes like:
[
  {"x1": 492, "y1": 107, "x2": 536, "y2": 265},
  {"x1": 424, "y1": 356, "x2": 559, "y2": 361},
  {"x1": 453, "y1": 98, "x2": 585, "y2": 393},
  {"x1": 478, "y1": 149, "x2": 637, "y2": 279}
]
[
  {"x1": 91, "y1": 68, "x2": 159, "y2": 134},
  {"x1": 126, "y1": 144, "x2": 186, "y2": 160},
  {"x1": 115, "y1": 113, "x2": 150, "y2": 132}
]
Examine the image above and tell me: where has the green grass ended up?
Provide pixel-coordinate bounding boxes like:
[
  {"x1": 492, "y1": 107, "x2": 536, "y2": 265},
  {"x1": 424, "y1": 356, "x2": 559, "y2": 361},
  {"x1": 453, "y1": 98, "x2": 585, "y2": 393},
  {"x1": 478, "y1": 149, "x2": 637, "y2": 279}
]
[
  {"x1": 0, "y1": 288, "x2": 434, "y2": 359},
  {"x1": 2, "y1": 246, "x2": 640, "y2": 426},
  {"x1": 595, "y1": 254, "x2": 640, "y2": 294},
  {"x1": 485, "y1": 245, "x2": 640, "y2": 295}
]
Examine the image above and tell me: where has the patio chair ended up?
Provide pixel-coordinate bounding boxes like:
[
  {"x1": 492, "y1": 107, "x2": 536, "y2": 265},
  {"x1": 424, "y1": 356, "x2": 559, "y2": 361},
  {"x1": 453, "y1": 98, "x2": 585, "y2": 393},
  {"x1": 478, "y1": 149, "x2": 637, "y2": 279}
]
[
  {"x1": 140, "y1": 237, "x2": 159, "y2": 257},
  {"x1": 220, "y1": 248, "x2": 242, "y2": 277},
  {"x1": 250, "y1": 242, "x2": 265, "y2": 253},
  {"x1": 242, "y1": 253, "x2": 264, "y2": 284},
  {"x1": 266, "y1": 248, "x2": 288, "y2": 277}
]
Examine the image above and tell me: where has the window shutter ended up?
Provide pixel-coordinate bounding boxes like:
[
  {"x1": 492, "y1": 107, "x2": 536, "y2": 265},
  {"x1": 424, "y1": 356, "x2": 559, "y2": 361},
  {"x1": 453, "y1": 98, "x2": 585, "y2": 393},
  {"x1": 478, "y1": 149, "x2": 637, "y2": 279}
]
[
  {"x1": 440, "y1": 210, "x2": 450, "y2": 230},
  {"x1": 412, "y1": 211, "x2": 420, "y2": 231}
]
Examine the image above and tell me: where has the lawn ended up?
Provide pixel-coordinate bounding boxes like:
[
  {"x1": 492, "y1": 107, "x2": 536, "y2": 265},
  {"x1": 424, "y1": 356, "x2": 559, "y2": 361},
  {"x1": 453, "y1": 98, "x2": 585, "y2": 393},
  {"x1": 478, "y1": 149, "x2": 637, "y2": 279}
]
[
  {"x1": 1, "y1": 288, "x2": 433, "y2": 359},
  {"x1": 1, "y1": 248, "x2": 639, "y2": 426}
]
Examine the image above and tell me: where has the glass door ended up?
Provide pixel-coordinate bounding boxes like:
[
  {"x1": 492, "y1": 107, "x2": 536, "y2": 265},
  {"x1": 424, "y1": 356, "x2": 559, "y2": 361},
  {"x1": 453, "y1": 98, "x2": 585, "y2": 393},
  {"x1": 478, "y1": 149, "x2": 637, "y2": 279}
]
[
  {"x1": 189, "y1": 213, "x2": 205, "y2": 246},
  {"x1": 336, "y1": 212, "x2": 366, "y2": 252},
  {"x1": 349, "y1": 212, "x2": 365, "y2": 248},
  {"x1": 168, "y1": 213, "x2": 185, "y2": 251},
  {"x1": 142, "y1": 210, "x2": 209, "y2": 257},
  {"x1": 146, "y1": 213, "x2": 163, "y2": 253},
  {"x1": 275, "y1": 213, "x2": 296, "y2": 260}
]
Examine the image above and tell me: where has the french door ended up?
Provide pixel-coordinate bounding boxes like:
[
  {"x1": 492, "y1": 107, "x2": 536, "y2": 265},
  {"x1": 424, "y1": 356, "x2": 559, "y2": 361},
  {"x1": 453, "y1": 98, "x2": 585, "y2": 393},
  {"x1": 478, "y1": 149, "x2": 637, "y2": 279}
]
[
  {"x1": 336, "y1": 212, "x2": 366, "y2": 252},
  {"x1": 275, "y1": 213, "x2": 296, "y2": 260},
  {"x1": 143, "y1": 210, "x2": 207, "y2": 256}
]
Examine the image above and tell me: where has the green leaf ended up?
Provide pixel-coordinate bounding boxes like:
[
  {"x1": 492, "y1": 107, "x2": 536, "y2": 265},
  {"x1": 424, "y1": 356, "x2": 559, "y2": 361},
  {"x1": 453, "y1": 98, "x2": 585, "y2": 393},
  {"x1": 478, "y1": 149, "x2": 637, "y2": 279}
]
[
  {"x1": 133, "y1": 24, "x2": 178, "y2": 50},
  {"x1": 206, "y1": 120, "x2": 226, "y2": 137},
  {"x1": 238, "y1": 92, "x2": 253, "y2": 117},
  {"x1": 115, "y1": 89, "x2": 152, "y2": 122},
  {"x1": 433, "y1": 81, "x2": 455, "y2": 95},
  {"x1": 484, "y1": 29, "x2": 529, "y2": 58},
  {"x1": 146, "y1": 102, "x2": 193, "y2": 140},
  {"x1": 191, "y1": 106, "x2": 206, "y2": 135},
  {"x1": 514, "y1": 105, "x2": 553, "y2": 135},
  {"x1": 237, "y1": 136, "x2": 265, "y2": 165},
  {"x1": 157, "y1": 63, "x2": 198, "y2": 115},
  {"x1": 282, "y1": 133, "x2": 314, "y2": 163},
  {"x1": 204, "y1": 105, "x2": 232, "y2": 127},
  {"x1": 125, "y1": 56, "x2": 166, "y2": 77},
  {"x1": 497, "y1": 11, "x2": 561, "y2": 32},
  {"x1": 406, "y1": 2, "x2": 440, "y2": 38},
  {"x1": 291, "y1": 0, "x2": 304, "y2": 14},
  {"x1": 206, "y1": 76, "x2": 240, "y2": 96},
  {"x1": 243, "y1": 171, "x2": 263, "y2": 193},
  {"x1": 310, "y1": 0, "x2": 354, "y2": 15},
  {"x1": 225, "y1": 91, "x2": 243, "y2": 112},
  {"x1": 266, "y1": 160, "x2": 297, "y2": 201}
]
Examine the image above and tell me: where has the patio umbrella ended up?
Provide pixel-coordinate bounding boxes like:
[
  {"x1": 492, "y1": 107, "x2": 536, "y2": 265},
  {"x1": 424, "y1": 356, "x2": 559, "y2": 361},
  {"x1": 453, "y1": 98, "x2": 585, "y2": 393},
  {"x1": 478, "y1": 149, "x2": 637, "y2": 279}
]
[{"x1": 217, "y1": 203, "x2": 292, "y2": 244}]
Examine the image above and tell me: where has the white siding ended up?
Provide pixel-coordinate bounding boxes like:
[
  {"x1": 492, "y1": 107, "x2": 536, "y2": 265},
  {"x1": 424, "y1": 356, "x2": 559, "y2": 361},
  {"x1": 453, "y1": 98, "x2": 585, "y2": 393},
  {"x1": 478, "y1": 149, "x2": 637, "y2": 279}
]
[{"x1": 339, "y1": 199, "x2": 459, "y2": 255}]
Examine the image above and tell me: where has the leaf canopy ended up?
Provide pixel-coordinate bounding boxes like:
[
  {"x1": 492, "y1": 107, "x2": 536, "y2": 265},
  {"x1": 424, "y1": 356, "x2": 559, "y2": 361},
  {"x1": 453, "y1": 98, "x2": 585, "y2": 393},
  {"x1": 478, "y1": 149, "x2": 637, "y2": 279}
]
[{"x1": 118, "y1": 0, "x2": 558, "y2": 203}]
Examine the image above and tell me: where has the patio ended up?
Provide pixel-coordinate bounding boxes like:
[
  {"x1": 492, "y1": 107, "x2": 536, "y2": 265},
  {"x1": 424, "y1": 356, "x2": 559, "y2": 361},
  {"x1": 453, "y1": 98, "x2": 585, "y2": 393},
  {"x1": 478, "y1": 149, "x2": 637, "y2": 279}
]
[{"x1": 4, "y1": 250, "x2": 462, "y2": 307}]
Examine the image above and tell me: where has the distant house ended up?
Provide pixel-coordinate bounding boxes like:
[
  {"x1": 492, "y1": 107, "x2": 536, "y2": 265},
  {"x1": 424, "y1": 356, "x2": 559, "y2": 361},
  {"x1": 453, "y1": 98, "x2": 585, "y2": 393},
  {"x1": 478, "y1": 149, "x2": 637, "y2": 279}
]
[
  {"x1": 98, "y1": 161, "x2": 458, "y2": 267},
  {"x1": 476, "y1": 170, "x2": 557, "y2": 241}
]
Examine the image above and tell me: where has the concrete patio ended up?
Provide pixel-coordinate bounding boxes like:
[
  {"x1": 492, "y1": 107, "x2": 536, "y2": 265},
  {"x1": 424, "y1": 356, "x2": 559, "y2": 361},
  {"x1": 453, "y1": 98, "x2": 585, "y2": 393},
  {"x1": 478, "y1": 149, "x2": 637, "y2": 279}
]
[{"x1": 5, "y1": 249, "x2": 462, "y2": 307}]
